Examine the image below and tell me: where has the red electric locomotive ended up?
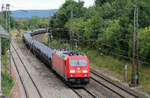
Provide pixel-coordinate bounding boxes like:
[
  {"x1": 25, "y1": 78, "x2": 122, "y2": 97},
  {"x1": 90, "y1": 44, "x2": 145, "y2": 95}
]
[{"x1": 52, "y1": 49, "x2": 90, "y2": 86}]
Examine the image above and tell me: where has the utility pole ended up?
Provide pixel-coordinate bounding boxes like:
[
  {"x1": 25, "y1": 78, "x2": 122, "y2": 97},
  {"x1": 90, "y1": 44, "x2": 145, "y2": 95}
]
[
  {"x1": 1, "y1": 4, "x2": 5, "y2": 25},
  {"x1": 16, "y1": 23, "x2": 21, "y2": 37},
  {"x1": 135, "y1": 5, "x2": 139, "y2": 86},
  {"x1": 5, "y1": 5, "x2": 7, "y2": 31},
  {"x1": 48, "y1": 29, "x2": 51, "y2": 47},
  {"x1": 6, "y1": 4, "x2": 10, "y2": 33},
  {"x1": 46, "y1": 25, "x2": 50, "y2": 47},
  {"x1": 130, "y1": 1, "x2": 139, "y2": 87},
  {"x1": 48, "y1": 10, "x2": 52, "y2": 47},
  {"x1": 70, "y1": 8, "x2": 73, "y2": 50}
]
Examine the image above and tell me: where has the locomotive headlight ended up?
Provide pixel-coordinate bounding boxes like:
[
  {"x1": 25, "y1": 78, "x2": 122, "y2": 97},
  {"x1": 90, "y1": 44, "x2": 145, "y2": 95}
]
[
  {"x1": 83, "y1": 70, "x2": 88, "y2": 73},
  {"x1": 70, "y1": 70, "x2": 75, "y2": 73}
]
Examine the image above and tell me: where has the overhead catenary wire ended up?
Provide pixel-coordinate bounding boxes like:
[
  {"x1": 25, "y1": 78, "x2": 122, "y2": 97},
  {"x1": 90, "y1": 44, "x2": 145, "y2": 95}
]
[
  {"x1": 50, "y1": 26, "x2": 150, "y2": 61},
  {"x1": 50, "y1": 27, "x2": 150, "y2": 63},
  {"x1": 52, "y1": 36, "x2": 150, "y2": 65}
]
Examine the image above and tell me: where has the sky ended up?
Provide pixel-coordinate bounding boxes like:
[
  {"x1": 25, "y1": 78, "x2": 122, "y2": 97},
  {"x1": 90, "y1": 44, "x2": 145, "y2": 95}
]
[{"x1": 0, "y1": 0, "x2": 95, "y2": 11}]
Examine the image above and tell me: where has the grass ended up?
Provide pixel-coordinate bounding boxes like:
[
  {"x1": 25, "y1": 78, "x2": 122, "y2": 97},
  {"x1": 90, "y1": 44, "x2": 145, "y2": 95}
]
[
  {"x1": 2, "y1": 55, "x2": 9, "y2": 73},
  {"x1": 139, "y1": 65, "x2": 150, "y2": 95},
  {"x1": 2, "y1": 55, "x2": 14, "y2": 96},
  {"x1": 85, "y1": 49, "x2": 150, "y2": 96},
  {"x1": 2, "y1": 72, "x2": 13, "y2": 96},
  {"x1": 10, "y1": 29, "x2": 25, "y2": 37},
  {"x1": 137, "y1": 93, "x2": 149, "y2": 98},
  {"x1": 85, "y1": 50, "x2": 131, "y2": 79}
]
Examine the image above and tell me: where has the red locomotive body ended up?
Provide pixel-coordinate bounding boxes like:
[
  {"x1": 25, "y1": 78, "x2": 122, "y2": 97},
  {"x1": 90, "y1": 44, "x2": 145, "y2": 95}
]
[{"x1": 52, "y1": 49, "x2": 90, "y2": 85}]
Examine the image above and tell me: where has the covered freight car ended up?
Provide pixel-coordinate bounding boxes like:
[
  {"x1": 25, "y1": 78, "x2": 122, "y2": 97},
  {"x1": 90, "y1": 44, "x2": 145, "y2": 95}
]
[{"x1": 23, "y1": 29, "x2": 52, "y2": 65}]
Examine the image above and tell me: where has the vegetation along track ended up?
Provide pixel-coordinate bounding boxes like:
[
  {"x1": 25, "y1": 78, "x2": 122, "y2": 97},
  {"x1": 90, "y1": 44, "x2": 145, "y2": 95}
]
[
  {"x1": 90, "y1": 68, "x2": 138, "y2": 98},
  {"x1": 11, "y1": 42, "x2": 43, "y2": 98}
]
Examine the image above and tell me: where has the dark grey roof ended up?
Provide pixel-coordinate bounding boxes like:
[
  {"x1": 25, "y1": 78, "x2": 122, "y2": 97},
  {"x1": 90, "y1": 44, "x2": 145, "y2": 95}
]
[{"x1": 0, "y1": 25, "x2": 10, "y2": 39}]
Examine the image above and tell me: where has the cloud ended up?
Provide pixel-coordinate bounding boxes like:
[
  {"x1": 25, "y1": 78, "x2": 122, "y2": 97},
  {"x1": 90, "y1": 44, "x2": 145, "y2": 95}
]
[{"x1": 78, "y1": 0, "x2": 95, "y2": 7}]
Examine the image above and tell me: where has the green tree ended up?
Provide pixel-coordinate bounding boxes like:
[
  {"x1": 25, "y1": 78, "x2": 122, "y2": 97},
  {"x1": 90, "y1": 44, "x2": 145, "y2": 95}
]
[
  {"x1": 50, "y1": 0, "x2": 85, "y2": 39},
  {"x1": 139, "y1": 27, "x2": 150, "y2": 63},
  {"x1": 50, "y1": 0, "x2": 150, "y2": 65},
  {"x1": 97, "y1": 19, "x2": 121, "y2": 54}
]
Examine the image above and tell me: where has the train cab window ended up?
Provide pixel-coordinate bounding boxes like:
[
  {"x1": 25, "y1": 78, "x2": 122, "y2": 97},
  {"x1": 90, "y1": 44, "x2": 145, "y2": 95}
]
[{"x1": 69, "y1": 59, "x2": 87, "y2": 66}]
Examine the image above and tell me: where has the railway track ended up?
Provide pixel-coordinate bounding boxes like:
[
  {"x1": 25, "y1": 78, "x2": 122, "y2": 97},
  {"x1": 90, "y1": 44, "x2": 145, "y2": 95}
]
[
  {"x1": 71, "y1": 87, "x2": 98, "y2": 98},
  {"x1": 21, "y1": 31, "x2": 139, "y2": 98},
  {"x1": 11, "y1": 46, "x2": 29, "y2": 98},
  {"x1": 11, "y1": 41, "x2": 43, "y2": 98},
  {"x1": 70, "y1": 68, "x2": 139, "y2": 98},
  {"x1": 90, "y1": 68, "x2": 138, "y2": 98}
]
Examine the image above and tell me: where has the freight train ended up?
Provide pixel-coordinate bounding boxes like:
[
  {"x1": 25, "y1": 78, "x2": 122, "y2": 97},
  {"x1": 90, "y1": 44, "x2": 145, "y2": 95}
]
[{"x1": 23, "y1": 29, "x2": 90, "y2": 86}]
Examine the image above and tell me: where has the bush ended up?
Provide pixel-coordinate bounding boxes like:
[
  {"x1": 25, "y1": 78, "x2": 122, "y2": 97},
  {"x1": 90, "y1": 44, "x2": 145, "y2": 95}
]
[{"x1": 2, "y1": 40, "x2": 10, "y2": 55}]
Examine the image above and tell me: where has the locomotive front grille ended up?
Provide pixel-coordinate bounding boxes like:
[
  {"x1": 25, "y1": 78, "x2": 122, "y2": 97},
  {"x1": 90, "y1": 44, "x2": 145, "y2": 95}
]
[{"x1": 68, "y1": 77, "x2": 89, "y2": 84}]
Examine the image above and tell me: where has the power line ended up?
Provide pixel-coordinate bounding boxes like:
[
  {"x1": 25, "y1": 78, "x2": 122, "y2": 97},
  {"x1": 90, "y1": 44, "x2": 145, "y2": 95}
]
[{"x1": 51, "y1": 36, "x2": 150, "y2": 66}]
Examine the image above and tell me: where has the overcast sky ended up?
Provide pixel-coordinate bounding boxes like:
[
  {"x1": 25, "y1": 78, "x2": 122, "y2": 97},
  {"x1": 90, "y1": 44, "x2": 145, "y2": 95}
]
[{"x1": 0, "y1": 0, "x2": 95, "y2": 11}]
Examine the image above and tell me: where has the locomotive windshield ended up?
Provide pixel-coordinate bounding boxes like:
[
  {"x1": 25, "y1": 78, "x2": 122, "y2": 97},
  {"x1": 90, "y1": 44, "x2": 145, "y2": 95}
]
[{"x1": 69, "y1": 59, "x2": 87, "y2": 66}]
